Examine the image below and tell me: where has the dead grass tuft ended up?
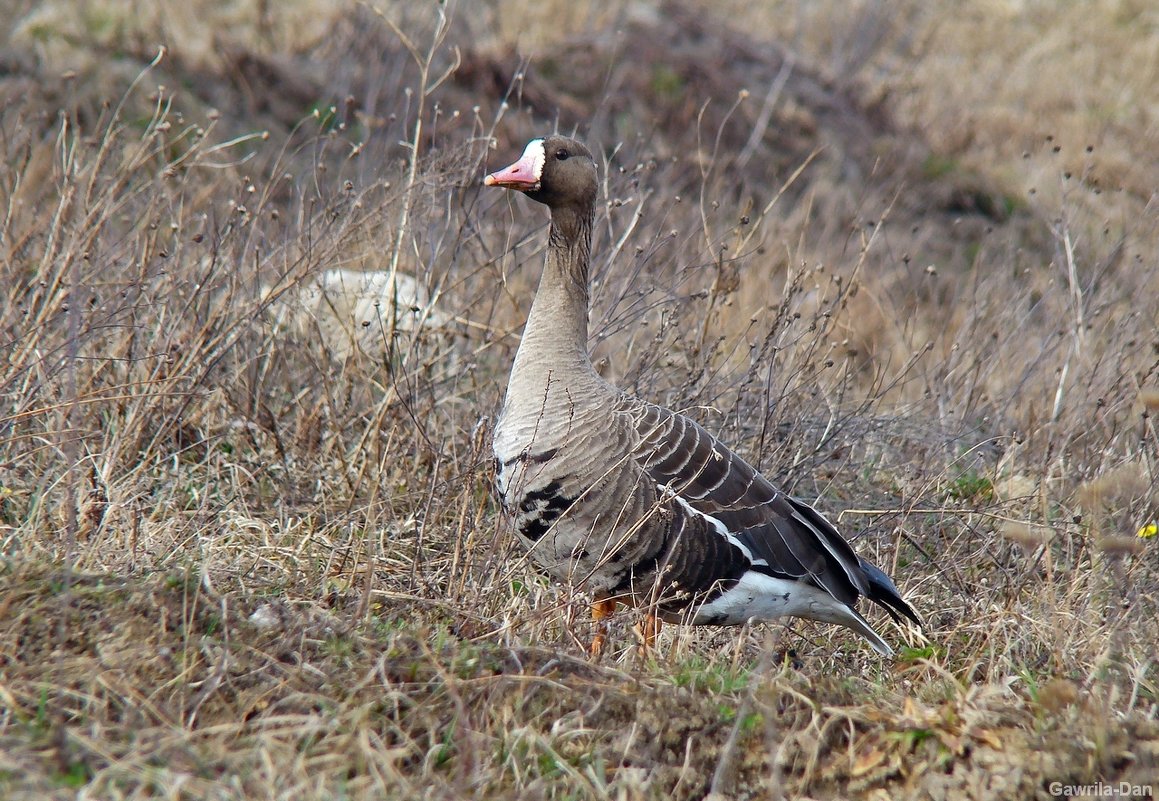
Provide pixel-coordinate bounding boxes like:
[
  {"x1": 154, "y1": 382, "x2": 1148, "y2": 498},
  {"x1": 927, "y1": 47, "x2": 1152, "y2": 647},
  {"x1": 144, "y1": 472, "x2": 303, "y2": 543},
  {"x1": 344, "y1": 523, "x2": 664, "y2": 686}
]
[
  {"x1": 1093, "y1": 535, "x2": 1146, "y2": 558},
  {"x1": 1076, "y1": 463, "x2": 1154, "y2": 512},
  {"x1": 998, "y1": 521, "x2": 1053, "y2": 553},
  {"x1": 1, "y1": 1, "x2": 1157, "y2": 798}
]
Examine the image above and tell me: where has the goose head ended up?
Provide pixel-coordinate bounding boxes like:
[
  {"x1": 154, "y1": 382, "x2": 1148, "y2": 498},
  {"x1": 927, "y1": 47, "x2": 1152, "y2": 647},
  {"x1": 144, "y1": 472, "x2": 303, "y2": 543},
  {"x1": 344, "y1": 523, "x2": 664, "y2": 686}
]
[{"x1": 484, "y1": 135, "x2": 597, "y2": 210}]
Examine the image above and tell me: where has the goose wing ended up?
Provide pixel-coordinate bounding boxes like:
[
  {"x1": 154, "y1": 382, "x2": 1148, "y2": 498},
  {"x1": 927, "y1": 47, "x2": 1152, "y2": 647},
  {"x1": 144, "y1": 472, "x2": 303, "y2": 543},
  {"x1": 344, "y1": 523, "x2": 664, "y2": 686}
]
[{"x1": 622, "y1": 396, "x2": 920, "y2": 626}]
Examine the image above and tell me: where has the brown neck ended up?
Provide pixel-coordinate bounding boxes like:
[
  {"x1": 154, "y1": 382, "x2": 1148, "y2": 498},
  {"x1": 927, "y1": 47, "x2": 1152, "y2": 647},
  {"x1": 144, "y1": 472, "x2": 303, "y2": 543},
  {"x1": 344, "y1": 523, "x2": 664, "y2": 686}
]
[{"x1": 511, "y1": 203, "x2": 596, "y2": 378}]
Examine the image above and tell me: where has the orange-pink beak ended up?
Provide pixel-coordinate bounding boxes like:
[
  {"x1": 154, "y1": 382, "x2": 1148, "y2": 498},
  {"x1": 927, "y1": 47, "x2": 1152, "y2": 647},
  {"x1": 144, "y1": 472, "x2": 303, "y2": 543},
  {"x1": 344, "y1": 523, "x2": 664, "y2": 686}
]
[{"x1": 483, "y1": 146, "x2": 543, "y2": 191}]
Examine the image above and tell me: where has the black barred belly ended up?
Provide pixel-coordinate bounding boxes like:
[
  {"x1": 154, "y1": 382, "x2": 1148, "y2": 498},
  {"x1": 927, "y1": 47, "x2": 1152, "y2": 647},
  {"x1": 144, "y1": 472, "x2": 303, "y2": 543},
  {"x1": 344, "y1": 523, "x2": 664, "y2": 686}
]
[{"x1": 515, "y1": 480, "x2": 574, "y2": 542}]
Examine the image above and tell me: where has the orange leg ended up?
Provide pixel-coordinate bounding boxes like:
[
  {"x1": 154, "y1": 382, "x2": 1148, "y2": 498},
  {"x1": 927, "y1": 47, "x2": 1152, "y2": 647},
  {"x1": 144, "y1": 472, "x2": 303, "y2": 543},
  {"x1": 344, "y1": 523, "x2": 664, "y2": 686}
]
[
  {"x1": 589, "y1": 597, "x2": 617, "y2": 659},
  {"x1": 636, "y1": 613, "x2": 662, "y2": 653}
]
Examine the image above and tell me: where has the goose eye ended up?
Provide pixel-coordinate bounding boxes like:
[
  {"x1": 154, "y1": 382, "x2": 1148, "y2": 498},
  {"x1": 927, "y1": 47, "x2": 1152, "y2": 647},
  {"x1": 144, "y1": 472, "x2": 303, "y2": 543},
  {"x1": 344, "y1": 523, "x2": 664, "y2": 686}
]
[{"x1": 555, "y1": 149, "x2": 570, "y2": 161}]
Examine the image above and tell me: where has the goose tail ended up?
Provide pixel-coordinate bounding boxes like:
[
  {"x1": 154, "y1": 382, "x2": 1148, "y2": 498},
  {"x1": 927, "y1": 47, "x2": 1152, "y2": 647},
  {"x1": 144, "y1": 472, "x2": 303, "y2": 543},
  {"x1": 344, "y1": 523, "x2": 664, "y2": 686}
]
[
  {"x1": 838, "y1": 607, "x2": 895, "y2": 657},
  {"x1": 859, "y1": 557, "x2": 923, "y2": 629}
]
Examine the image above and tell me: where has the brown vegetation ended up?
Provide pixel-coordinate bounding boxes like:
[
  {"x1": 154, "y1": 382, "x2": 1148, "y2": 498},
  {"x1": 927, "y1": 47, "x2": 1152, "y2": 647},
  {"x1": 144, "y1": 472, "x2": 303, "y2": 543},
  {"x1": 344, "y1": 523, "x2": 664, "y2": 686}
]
[{"x1": 1, "y1": 1, "x2": 1156, "y2": 798}]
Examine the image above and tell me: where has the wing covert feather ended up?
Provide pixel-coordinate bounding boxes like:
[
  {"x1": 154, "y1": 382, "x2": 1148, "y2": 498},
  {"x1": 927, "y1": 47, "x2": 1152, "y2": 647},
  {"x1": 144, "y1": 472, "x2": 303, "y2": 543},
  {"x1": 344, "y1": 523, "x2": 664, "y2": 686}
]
[{"x1": 621, "y1": 395, "x2": 866, "y2": 605}]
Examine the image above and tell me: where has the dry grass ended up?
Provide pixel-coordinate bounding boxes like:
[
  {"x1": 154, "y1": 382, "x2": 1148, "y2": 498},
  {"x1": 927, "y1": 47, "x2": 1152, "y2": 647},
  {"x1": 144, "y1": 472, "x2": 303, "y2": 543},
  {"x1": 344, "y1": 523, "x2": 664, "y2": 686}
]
[{"x1": 1, "y1": 1, "x2": 1157, "y2": 798}]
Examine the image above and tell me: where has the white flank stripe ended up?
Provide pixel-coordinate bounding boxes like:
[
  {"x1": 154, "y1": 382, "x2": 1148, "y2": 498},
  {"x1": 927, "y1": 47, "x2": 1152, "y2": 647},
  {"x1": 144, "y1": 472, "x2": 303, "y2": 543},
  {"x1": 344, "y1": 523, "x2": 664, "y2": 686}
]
[{"x1": 667, "y1": 489, "x2": 768, "y2": 566}]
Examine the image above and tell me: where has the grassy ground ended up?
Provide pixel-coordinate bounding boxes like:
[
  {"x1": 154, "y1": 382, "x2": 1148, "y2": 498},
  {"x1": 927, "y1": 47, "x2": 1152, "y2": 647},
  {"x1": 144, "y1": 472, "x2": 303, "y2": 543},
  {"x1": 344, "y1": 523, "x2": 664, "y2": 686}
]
[{"x1": 1, "y1": 1, "x2": 1157, "y2": 798}]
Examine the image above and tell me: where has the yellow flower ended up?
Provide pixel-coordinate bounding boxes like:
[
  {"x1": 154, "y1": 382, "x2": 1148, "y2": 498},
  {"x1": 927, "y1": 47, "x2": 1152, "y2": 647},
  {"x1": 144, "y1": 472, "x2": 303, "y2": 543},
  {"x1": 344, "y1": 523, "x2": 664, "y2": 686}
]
[{"x1": 1138, "y1": 523, "x2": 1158, "y2": 539}]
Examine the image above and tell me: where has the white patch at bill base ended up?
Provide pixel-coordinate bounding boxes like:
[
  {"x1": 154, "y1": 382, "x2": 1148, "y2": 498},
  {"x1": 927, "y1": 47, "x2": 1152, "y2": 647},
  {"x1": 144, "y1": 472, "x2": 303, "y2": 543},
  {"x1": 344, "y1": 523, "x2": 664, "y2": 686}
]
[{"x1": 522, "y1": 138, "x2": 546, "y2": 181}]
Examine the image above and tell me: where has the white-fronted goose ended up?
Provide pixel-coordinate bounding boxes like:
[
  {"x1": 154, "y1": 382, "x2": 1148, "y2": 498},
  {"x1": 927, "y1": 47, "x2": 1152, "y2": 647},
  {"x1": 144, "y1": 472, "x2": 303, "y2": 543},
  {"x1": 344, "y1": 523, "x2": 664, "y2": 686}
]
[{"x1": 485, "y1": 136, "x2": 920, "y2": 656}]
